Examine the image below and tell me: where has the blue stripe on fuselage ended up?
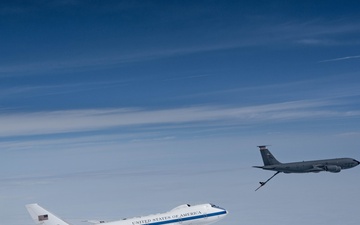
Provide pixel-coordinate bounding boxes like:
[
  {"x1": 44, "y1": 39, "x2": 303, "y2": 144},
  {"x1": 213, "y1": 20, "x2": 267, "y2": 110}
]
[{"x1": 145, "y1": 211, "x2": 227, "y2": 225}]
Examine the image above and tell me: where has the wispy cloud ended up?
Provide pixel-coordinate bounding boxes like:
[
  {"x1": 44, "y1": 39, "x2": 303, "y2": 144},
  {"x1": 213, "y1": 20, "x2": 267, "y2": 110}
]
[
  {"x1": 335, "y1": 132, "x2": 360, "y2": 137},
  {"x1": 296, "y1": 39, "x2": 339, "y2": 46},
  {"x1": 319, "y1": 55, "x2": 360, "y2": 63},
  {"x1": 0, "y1": 43, "x2": 241, "y2": 76},
  {"x1": 0, "y1": 100, "x2": 358, "y2": 137},
  {"x1": 1, "y1": 19, "x2": 359, "y2": 76},
  {"x1": 0, "y1": 1, "x2": 81, "y2": 15},
  {"x1": 0, "y1": 80, "x2": 129, "y2": 99},
  {"x1": 265, "y1": 20, "x2": 360, "y2": 46}
]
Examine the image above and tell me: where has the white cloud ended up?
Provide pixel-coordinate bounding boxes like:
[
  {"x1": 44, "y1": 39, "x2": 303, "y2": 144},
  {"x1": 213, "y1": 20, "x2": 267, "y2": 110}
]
[
  {"x1": 0, "y1": 100, "x2": 357, "y2": 137},
  {"x1": 0, "y1": 41, "x2": 252, "y2": 77},
  {"x1": 319, "y1": 55, "x2": 360, "y2": 63},
  {"x1": 296, "y1": 39, "x2": 338, "y2": 46}
]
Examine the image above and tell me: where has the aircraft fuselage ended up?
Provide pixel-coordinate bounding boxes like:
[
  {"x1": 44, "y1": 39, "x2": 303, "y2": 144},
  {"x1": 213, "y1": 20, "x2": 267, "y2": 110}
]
[
  {"x1": 103, "y1": 204, "x2": 227, "y2": 225},
  {"x1": 26, "y1": 203, "x2": 227, "y2": 225},
  {"x1": 261, "y1": 157, "x2": 359, "y2": 173}
]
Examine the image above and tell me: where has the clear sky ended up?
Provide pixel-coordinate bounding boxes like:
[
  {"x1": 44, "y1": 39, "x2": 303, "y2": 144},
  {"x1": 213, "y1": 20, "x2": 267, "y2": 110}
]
[{"x1": 1, "y1": 1, "x2": 360, "y2": 225}]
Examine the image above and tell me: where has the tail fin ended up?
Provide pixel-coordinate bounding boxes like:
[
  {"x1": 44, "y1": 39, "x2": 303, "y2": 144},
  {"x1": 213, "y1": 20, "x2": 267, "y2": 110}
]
[
  {"x1": 258, "y1": 146, "x2": 281, "y2": 166},
  {"x1": 26, "y1": 204, "x2": 71, "y2": 225}
]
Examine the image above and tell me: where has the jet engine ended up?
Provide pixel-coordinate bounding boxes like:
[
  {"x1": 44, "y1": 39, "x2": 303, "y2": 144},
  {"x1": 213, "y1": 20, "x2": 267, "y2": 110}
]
[{"x1": 324, "y1": 165, "x2": 341, "y2": 173}]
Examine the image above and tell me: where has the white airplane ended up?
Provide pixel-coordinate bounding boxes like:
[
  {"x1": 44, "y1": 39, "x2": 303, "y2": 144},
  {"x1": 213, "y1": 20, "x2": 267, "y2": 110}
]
[{"x1": 26, "y1": 203, "x2": 228, "y2": 225}]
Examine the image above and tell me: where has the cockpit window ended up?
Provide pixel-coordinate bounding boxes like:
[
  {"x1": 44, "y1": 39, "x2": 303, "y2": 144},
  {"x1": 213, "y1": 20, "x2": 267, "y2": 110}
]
[{"x1": 210, "y1": 204, "x2": 224, "y2": 210}]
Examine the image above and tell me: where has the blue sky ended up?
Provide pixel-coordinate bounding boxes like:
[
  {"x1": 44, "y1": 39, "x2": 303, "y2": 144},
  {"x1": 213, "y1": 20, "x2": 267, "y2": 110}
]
[{"x1": 1, "y1": 1, "x2": 360, "y2": 225}]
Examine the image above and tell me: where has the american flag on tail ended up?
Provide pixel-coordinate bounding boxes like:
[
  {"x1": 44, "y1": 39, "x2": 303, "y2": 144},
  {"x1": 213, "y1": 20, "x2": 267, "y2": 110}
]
[{"x1": 38, "y1": 214, "x2": 48, "y2": 221}]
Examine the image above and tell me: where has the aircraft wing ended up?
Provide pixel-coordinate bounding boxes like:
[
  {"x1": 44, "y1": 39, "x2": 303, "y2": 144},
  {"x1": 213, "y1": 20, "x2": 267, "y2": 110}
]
[
  {"x1": 306, "y1": 164, "x2": 325, "y2": 172},
  {"x1": 83, "y1": 220, "x2": 106, "y2": 224}
]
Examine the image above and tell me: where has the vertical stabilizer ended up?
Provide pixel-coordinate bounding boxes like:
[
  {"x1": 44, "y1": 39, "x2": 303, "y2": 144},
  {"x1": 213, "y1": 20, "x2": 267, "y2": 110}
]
[
  {"x1": 258, "y1": 146, "x2": 281, "y2": 166},
  {"x1": 26, "y1": 204, "x2": 70, "y2": 225}
]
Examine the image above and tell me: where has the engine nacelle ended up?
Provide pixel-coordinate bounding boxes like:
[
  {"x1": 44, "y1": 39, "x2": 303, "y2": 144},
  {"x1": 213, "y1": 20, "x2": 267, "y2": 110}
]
[{"x1": 325, "y1": 165, "x2": 341, "y2": 173}]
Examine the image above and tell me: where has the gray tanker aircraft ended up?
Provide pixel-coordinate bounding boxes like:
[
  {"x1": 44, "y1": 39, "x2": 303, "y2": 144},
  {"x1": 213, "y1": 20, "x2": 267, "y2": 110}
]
[{"x1": 254, "y1": 145, "x2": 360, "y2": 191}]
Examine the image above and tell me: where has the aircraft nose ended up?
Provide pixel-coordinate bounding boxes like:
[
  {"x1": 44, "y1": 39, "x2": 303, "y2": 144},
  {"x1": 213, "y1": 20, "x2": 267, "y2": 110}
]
[{"x1": 221, "y1": 208, "x2": 228, "y2": 215}]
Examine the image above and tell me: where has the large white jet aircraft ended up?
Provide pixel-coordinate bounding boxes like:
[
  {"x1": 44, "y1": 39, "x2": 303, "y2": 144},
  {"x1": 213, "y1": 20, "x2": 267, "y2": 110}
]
[{"x1": 26, "y1": 203, "x2": 228, "y2": 225}]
